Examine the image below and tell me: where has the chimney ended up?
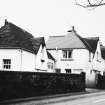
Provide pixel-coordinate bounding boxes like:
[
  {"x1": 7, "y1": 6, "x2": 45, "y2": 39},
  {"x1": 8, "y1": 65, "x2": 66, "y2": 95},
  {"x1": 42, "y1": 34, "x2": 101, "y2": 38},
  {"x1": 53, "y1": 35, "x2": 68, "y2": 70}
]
[
  {"x1": 5, "y1": 19, "x2": 8, "y2": 25},
  {"x1": 72, "y1": 26, "x2": 74, "y2": 31},
  {"x1": 67, "y1": 26, "x2": 76, "y2": 32}
]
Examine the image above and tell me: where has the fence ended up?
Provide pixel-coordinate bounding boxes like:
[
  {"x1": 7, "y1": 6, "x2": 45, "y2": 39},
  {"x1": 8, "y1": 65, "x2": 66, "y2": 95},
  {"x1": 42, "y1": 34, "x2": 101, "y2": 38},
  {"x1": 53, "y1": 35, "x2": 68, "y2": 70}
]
[{"x1": 0, "y1": 71, "x2": 85, "y2": 101}]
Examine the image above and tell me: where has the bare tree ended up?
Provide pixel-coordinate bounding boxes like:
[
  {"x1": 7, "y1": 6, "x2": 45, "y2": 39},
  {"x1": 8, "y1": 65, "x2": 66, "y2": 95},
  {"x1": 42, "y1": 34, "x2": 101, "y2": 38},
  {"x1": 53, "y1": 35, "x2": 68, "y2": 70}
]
[{"x1": 75, "y1": 0, "x2": 105, "y2": 8}]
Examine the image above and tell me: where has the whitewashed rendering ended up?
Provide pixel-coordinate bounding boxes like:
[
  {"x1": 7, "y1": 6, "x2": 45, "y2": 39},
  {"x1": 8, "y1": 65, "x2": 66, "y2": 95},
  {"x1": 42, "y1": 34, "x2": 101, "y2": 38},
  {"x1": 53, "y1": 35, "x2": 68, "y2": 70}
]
[
  {"x1": 1, "y1": 20, "x2": 105, "y2": 88},
  {"x1": 0, "y1": 20, "x2": 55, "y2": 72},
  {"x1": 46, "y1": 27, "x2": 105, "y2": 87}
]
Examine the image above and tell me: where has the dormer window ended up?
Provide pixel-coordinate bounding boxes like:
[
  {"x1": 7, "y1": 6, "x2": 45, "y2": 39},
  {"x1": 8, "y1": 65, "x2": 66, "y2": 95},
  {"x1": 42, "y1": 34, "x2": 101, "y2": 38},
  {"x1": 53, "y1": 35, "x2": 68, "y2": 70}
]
[{"x1": 62, "y1": 50, "x2": 72, "y2": 59}]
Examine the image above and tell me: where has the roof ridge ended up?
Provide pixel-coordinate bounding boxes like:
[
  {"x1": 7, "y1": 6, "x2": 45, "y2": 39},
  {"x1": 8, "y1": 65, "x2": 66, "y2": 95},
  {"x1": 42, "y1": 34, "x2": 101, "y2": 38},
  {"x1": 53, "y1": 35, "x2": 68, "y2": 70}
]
[
  {"x1": 49, "y1": 35, "x2": 64, "y2": 37},
  {"x1": 85, "y1": 36, "x2": 99, "y2": 38},
  {"x1": 84, "y1": 37, "x2": 99, "y2": 40},
  {"x1": 0, "y1": 20, "x2": 46, "y2": 54}
]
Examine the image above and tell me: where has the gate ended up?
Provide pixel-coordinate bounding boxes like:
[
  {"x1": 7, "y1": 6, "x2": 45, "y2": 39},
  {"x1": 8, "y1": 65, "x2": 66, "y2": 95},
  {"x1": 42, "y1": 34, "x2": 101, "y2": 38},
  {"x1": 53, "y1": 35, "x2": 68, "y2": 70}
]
[{"x1": 96, "y1": 74, "x2": 105, "y2": 89}]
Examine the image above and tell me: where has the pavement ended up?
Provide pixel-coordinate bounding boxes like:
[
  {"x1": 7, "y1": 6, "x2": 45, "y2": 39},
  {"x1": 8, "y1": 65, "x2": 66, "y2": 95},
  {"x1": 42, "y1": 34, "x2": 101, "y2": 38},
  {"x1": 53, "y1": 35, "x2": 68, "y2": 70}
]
[
  {"x1": 46, "y1": 90, "x2": 105, "y2": 105},
  {"x1": 86, "y1": 88, "x2": 104, "y2": 93},
  {"x1": 0, "y1": 88, "x2": 105, "y2": 105}
]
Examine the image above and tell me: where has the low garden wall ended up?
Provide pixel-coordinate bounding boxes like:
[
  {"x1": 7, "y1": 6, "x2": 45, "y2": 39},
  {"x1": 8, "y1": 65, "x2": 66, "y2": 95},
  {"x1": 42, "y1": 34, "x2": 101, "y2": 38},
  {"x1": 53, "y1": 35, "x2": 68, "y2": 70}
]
[{"x1": 0, "y1": 71, "x2": 85, "y2": 101}]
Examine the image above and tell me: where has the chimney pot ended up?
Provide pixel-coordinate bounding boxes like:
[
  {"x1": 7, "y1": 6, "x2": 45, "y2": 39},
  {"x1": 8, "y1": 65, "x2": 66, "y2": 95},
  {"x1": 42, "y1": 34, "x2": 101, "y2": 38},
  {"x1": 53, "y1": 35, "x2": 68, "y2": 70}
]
[
  {"x1": 67, "y1": 26, "x2": 75, "y2": 32},
  {"x1": 5, "y1": 19, "x2": 8, "y2": 25}
]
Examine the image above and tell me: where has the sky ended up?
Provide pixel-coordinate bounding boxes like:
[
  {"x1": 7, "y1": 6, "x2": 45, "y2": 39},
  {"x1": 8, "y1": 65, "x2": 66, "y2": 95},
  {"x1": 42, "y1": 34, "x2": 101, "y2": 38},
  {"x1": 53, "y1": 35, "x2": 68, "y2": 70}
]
[{"x1": 0, "y1": 0, "x2": 105, "y2": 44}]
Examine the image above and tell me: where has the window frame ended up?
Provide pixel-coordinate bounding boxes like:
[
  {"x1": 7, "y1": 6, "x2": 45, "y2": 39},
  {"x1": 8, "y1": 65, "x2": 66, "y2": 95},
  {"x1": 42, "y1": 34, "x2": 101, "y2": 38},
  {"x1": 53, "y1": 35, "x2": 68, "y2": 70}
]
[
  {"x1": 3, "y1": 59, "x2": 11, "y2": 70},
  {"x1": 55, "y1": 69, "x2": 61, "y2": 73},
  {"x1": 47, "y1": 62, "x2": 54, "y2": 70},
  {"x1": 65, "y1": 69, "x2": 71, "y2": 74},
  {"x1": 62, "y1": 50, "x2": 72, "y2": 59}
]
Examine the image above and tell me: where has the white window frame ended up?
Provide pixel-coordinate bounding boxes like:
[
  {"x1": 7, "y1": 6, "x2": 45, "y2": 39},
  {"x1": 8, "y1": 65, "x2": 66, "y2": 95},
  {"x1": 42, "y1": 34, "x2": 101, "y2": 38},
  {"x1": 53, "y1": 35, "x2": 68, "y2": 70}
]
[
  {"x1": 3, "y1": 59, "x2": 11, "y2": 70},
  {"x1": 62, "y1": 50, "x2": 72, "y2": 59}
]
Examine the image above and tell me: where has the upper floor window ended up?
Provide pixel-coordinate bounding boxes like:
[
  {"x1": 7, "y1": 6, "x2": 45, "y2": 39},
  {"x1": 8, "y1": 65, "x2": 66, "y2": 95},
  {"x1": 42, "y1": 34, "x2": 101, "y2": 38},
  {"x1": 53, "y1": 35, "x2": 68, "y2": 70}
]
[
  {"x1": 3, "y1": 59, "x2": 11, "y2": 69},
  {"x1": 62, "y1": 50, "x2": 72, "y2": 59}
]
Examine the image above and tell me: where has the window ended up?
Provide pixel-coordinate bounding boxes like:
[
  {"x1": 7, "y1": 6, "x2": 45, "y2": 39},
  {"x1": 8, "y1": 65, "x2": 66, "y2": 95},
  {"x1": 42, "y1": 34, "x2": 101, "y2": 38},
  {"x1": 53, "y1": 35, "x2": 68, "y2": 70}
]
[
  {"x1": 55, "y1": 69, "x2": 61, "y2": 73},
  {"x1": 3, "y1": 59, "x2": 11, "y2": 69},
  {"x1": 68, "y1": 51, "x2": 72, "y2": 58},
  {"x1": 62, "y1": 50, "x2": 72, "y2": 58},
  {"x1": 65, "y1": 69, "x2": 71, "y2": 74},
  {"x1": 63, "y1": 50, "x2": 67, "y2": 58},
  {"x1": 47, "y1": 62, "x2": 54, "y2": 70}
]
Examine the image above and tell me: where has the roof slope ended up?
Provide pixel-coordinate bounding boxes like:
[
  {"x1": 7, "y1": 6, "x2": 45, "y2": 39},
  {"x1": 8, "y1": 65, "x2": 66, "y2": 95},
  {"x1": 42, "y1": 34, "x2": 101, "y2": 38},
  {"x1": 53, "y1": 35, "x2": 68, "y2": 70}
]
[
  {"x1": 46, "y1": 30, "x2": 99, "y2": 53},
  {"x1": 31, "y1": 37, "x2": 45, "y2": 53},
  {"x1": 47, "y1": 51, "x2": 55, "y2": 61},
  {"x1": 101, "y1": 46, "x2": 105, "y2": 60},
  {"x1": 47, "y1": 31, "x2": 86, "y2": 50},
  {"x1": 0, "y1": 20, "x2": 45, "y2": 54},
  {"x1": 83, "y1": 37, "x2": 99, "y2": 53}
]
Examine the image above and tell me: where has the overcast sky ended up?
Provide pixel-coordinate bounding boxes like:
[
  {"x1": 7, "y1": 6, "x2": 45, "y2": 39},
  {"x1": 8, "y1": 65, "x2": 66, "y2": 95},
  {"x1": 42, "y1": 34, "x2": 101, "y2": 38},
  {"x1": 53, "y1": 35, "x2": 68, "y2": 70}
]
[{"x1": 0, "y1": 0, "x2": 105, "y2": 44}]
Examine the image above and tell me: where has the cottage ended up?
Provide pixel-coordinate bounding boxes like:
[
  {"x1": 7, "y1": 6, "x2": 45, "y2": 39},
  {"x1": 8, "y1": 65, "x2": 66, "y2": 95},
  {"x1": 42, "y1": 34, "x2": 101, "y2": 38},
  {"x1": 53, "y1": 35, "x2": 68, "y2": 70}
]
[
  {"x1": 0, "y1": 20, "x2": 55, "y2": 72},
  {"x1": 100, "y1": 45, "x2": 105, "y2": 75},
  {"x1": 46, "y1": 27, "x2": 104, "y2": 87}
]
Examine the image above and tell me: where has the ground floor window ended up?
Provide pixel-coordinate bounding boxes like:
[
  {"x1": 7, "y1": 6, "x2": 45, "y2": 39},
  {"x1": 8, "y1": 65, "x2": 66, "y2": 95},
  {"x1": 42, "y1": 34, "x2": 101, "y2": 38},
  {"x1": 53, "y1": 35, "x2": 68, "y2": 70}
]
[
  {"x1": 65, "y1": 69, "x2": 71, "y2": 74},
  {"x1": 55, "y1": 69, "x2": 61, "y2": 73},
  {"x1": 3, "y1": 59, "x2": 11, "y2": 69},
  {"x1": 47, "y1": 62, "x2": 54, "y2": 70}
]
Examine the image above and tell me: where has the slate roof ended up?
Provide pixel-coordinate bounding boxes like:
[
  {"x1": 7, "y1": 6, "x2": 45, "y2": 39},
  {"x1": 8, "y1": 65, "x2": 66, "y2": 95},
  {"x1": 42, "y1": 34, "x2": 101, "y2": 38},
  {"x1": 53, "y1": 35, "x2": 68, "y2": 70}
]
[
  {"x1": 46, "y1": 29, "x2": 99, "y2": 53},
  {"x1": 83, "y1": 37, "x2": 99, "y2": 53},
  {"x1": 0, "y1": 20, "x2": 45, "y2": 54},
  {"x1": 31, "y1": 37, "x2": 45, "y2": 52},
  {"x1": 46, "y1": 31, "x2": 86, "y2": 49},
  {"x1": 101, "y1": 46, "x2": 105, "y2": 60}
]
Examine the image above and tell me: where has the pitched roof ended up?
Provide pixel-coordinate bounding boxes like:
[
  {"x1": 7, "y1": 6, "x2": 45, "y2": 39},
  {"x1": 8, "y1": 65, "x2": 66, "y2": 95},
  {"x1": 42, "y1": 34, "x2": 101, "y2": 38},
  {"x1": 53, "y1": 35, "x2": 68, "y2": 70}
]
[
  {"x1": 46, "y1": 29, "x2": 99, "y2": 53},
  {"x1": 101, "y1": 46, "x2": 105, "y2": 60},
  {"x1": 31, "y1": 37, "x2": 45, "y2": 53},
  {"x1": 46, "y1": 31, "x2": 86, "y2": 50},
  {"x1": 0, "y1": 20, "x2": 45, "y2": 54},
  {"x1": 83, "y1": 37, "x2": 99, "y2": 53}
]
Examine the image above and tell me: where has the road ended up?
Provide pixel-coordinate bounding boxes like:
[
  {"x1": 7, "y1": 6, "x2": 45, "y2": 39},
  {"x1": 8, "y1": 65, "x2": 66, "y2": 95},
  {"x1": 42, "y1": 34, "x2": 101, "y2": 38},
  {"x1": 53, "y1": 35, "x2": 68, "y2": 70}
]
[
  {"x1": 50, "y1": 92, "x2": 105, "y2": 105},
  {"x1": 5, "y1": 90, "x2": 105, "y2": 105}
]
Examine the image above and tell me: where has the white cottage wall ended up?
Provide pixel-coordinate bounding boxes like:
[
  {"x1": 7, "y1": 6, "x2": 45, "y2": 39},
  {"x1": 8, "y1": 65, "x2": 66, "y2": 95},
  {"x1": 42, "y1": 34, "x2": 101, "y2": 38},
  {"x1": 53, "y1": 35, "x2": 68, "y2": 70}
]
[
  {"x1": 0, "y1": 49, "x2": 21, "y2": 71},
  {"x1": 21, "y1": 50, "x2": 35, "y2": 72},
  {"x1": 35, "y1": 45, "x2": 48, "y2": 72},
  {"x1": 47, "y1": 58, "x2": 55, "y2": 72},
  {"x1": 48, "y1": 49, "x2": 92, "y2": 73},
  {"x1": 48, "y1": 49, "x2": 98, "y2": 87},
  {"x1": 92, "y1": 40, "x2": 105, "y2": 74}
]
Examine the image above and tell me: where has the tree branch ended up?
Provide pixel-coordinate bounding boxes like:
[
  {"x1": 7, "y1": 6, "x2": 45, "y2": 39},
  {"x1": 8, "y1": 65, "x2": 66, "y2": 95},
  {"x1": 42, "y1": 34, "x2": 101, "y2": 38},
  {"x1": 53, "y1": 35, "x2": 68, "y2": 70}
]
[
  {"x1": 75, "y1": 0, "x2": 105, "y2": 8},
  {"x1": 88, "y1": 0, "x2": 92, "y2": 5}
]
